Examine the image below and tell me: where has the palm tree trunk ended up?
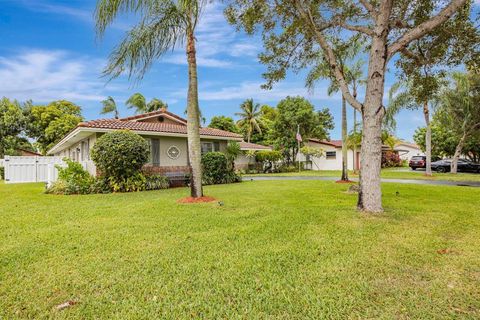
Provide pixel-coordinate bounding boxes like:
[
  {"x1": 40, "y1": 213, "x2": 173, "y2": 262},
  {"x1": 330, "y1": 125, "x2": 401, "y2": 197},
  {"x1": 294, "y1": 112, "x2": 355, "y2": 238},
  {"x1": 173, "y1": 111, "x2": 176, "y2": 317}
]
[
  {"x1": 423, "y1": 101, "x2": 432, "y2": 176},
  {"x1": 341, "y1": 95, "x2": 348, "y2": 181},
  {"x1": 186, "y1": 28, "x2": 203, "y2": 198}
]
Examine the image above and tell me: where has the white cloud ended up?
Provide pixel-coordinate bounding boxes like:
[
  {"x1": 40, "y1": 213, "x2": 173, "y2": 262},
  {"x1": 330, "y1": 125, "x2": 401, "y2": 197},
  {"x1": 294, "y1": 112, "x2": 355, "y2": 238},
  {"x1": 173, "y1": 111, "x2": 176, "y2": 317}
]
[
  {"x1": 0, "y1": 50, "x2": 115, "y2": 103},
  {"x1": 171, "y1": 81, "x2": 338, "y2": 102},
  {"x1": 162, "y1": 2, "x2": 260, "y2": 68}
]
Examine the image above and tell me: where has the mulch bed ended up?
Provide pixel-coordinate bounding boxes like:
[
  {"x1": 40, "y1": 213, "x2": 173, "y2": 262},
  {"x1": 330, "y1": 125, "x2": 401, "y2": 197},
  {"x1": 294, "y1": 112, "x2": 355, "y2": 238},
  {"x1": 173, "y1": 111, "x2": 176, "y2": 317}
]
[{"x1": 177, "y1": 196, "x2": 217, "y2": 204}]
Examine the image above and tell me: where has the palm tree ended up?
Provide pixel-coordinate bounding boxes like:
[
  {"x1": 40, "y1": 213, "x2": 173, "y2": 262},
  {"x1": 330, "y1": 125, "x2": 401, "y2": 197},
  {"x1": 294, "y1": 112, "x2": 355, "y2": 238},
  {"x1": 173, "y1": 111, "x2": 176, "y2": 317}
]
[
  {"x1": 100, "y1": 96, "x2": 119, "y2": 119},
  {"x1": 306, "y1": 40, "x2": 364, "y2": 181},
  {"x1": 235, "y1": 99, "x2": 262, "y2": 143},
  {"x1": 386, "y1": 78, "x2": 439, "y2": 176},
  {"x1": 126, "y1": 93, "x2": 168, "y2": 114},
  {"x1": 95, "y1": 0, "x2": 205, "y2": 198}
]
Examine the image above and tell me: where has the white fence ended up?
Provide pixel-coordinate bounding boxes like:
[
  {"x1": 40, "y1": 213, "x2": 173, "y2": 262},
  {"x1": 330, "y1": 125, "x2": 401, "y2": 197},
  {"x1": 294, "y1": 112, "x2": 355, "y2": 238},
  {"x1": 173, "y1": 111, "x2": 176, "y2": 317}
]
[
  {"x1": 3, "y1": 157, "x2": 97, "y2": 184},
  {"x1": 3, "y1": 156, "x2": 65, "y2": 184}
]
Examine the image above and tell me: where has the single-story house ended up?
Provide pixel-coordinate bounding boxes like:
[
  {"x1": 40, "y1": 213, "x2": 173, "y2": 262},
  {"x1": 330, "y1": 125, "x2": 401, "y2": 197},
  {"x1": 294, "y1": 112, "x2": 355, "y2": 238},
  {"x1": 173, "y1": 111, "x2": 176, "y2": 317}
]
[
  {"x1": 297, "y1": 139, "x2": 358, "y2": 171},
  {"x1": 16, "y1": 148, "x2": 42, "y2": 156},
  {"x1": 393, "y1": 141, "x2": 424, "y2": 161},
  {"x1": 47, "y1": 109, "x2": 243, "y2": 176},
  {"x1": 235, "y1": 141, "x2": 272, "y2": 170}
]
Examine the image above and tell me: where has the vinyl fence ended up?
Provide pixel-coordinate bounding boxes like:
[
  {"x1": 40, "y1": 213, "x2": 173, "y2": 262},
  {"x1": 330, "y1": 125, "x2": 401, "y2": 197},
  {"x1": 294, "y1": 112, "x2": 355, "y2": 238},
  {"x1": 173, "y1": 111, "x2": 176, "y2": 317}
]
[{"x1": 3, "y1": 156, "x2": 65, "y2": 184}]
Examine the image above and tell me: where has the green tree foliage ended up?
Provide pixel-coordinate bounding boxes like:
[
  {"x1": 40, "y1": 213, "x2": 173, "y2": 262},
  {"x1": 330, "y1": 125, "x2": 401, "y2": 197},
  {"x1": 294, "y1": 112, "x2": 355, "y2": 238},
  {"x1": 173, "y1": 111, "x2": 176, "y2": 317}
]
[
  {"x1": 0, "y1": 98, "x2": 27, "y2": 157},
  {"x1": 235, "y1": 99, "x2": 263, "y2": 143},
  {"x1": 25, "y1": 100, "x2": 82, "y2": 155},
  {"x1": 201, "y1": 152, "x2": 240, "y2": 185},
  {"x1": 91, "y1": 130, "x2": 149, "y2": 182},
  {"x1": 272, "y1": 96, "x2": 333, "y2": 163},
  {"x1": 436, "y1": 72, "x2": 480, "y2": 172},
  {"x1": 100, "y1": 96, "x2": 120, "y2": 118},
  {"x1": 126, "y1": 93, "x2": 168, "y2": 114},
  {"x1": 208, "y1": 116, "x2": 238, "y2": 133}
]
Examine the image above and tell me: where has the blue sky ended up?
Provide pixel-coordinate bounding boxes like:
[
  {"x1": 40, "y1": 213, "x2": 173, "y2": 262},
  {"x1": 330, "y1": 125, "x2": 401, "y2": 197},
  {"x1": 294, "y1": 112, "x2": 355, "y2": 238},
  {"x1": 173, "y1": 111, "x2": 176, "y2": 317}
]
[{"x1": 1, "y1": 0, "x2": 476, "y2": 141}]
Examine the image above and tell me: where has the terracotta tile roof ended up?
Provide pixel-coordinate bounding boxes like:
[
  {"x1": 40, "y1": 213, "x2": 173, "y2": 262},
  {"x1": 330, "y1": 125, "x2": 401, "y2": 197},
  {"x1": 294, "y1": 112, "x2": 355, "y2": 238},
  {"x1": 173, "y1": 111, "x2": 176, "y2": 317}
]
[
  {"x1": 239, "y1": 141, "x2": 272, "y2": 150},
  {"x1": 119, "y1": 109, "x2": 187, "y2": 124},
  {"x1": 308, "y1": 138, "x2": 343, "y2": 148},
  {"x1": 78, "y1": 119, "x2": 243, "y2": 139}
]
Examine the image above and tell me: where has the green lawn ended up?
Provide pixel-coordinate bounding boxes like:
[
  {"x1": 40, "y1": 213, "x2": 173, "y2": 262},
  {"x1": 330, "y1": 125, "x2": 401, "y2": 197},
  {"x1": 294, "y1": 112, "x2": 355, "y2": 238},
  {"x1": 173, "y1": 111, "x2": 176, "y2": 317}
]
[
  {"x1": 1, "y1": 181, "x2": 480, "y2": 319},
  {"x1": 248, "y1": 167, "x2": 480, "y2": 182}
]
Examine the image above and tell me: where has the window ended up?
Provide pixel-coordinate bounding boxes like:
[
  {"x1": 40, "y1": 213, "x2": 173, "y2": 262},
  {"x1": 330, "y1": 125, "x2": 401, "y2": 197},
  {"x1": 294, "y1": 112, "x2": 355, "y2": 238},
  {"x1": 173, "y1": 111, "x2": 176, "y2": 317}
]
[
  {"x1": 81, "y1": 140, "x2": 90, "y2": 161},
  {"x1": 201, "y1": 142, "x2": 213, "y2": 155},
  {"x1": 326, "y1": 151, "x2": 336, "y2": 159},
  {"x1": 213, "y1": 141, "x2": 220, "y2": 152},
  {"x1": 148, "y1": 138, "x2": 160, "y2": 165}
]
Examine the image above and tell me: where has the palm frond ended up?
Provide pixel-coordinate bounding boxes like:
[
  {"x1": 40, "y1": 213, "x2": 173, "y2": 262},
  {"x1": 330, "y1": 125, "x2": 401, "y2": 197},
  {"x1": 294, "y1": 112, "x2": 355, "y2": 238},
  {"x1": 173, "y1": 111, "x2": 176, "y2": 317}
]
[{"x1": 102, "y1": 2, "x2": 186, "y2": 81}]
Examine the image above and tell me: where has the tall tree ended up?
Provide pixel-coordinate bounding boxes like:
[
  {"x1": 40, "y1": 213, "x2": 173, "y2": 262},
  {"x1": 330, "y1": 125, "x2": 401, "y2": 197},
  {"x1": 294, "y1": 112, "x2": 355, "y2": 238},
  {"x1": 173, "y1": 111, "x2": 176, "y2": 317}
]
[
  {"x1": 272, "y1": 96, "x2": 334, "y2": 164},
  {"x1": 95, "y1": 0, "x2": 205, "y2": 197},
  {"x1": 25, "y1": 100, "x2": 83, "y2": 154},
  {"x1": 126, "y1": 93, "x2": 168, "y2": 114},
  {"x1": 235, "y1": 99, "x2": 263, "y2": 143},
  {"x1": 208, "y1": 116, "x2": 239, "y2": 133},
  {"x1": 226, "y1": 0, "x2": 474, "y2": 213},
  {"x1": 438, "y1": 72, "x2": 480, "y2": 173},
  {"x1": 0, "y1": 98, "x2": 26, "y2": 158},
  {"x1": 386, "y1": 10, "x2": 479, "y2": 176},
  {"x1": 307, "y1": 39, "x2": 364, "y2": 181},
  {"x1": 100, "y1": 96, "x2": 120, "y2": 119}
]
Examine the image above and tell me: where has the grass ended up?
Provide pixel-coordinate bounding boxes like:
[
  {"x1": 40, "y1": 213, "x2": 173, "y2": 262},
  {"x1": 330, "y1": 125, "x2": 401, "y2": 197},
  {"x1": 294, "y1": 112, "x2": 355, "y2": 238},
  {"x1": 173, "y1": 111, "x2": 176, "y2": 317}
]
[
  {"x1": 1, "y1": 181, "x2": 480, "y2": 318},
  {"x1": 248, "y1": 167, "x2": 480, "y2": 182}
]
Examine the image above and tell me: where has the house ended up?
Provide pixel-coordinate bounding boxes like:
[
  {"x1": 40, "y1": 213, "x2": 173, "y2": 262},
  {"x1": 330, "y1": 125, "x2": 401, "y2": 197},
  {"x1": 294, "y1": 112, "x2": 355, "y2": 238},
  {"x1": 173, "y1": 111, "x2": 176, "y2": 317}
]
[
  {"x1": 297, "y1": 139, "x2": 358, "y2": 171},
  {"x1": 16, "y1": 148, "x2": 42, "y2": 156},
  {"x1": 235, "y1": 141, "x2": 272, "y2": 170},
  {"x1": 47, "y1": 109, "x2": 243, "y2": 175},
  {"x1": 393, "y1": 141, "x2": 424, "y2": 161}
]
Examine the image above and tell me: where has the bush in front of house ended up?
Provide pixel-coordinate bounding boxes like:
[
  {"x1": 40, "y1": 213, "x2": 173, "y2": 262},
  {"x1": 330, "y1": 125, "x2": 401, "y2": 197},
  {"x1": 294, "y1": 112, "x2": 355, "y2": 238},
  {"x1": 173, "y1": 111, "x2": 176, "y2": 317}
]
[
  {"x1": 47, "y1": 159, "x2": 94, "y2": 195},
  {"x1": 382, "y1": 151, "x2": 402, "y2": 168},
  {"x1": 255, "y1": 150, "x2": 282, "y2": 173},
  {"x1": 202, "y1": 152, "x2": 240, "y2": 185},
  {"x1": 91, "y1": 130, "x2": 150, "y2": 192},
  {"x1": 0, "y1": 166, "x2": 4, "y2": 180}
]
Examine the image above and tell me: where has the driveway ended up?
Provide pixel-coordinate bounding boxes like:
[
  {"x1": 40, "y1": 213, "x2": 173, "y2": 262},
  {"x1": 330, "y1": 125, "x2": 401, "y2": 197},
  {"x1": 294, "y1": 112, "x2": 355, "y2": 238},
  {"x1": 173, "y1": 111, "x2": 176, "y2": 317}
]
[{"x1": 243, "y1": 175, "x2": 480, "y2": 187}]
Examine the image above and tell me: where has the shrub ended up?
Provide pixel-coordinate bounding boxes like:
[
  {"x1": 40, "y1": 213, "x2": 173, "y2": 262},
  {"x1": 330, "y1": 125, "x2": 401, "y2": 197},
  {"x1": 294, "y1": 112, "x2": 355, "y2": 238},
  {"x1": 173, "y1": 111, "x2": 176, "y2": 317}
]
[
  {"x1": 91, "y1": 130, "x2": 149, "y2": 190},
  {"x1": 0, "y1": 166, "x2": 4, "y2": 180},
  {"x1": 202, "y1": 152, "x2": 240, "y2": 185},
  {"x1": 382, "y1": 151, "x2": 402, "y2": 168},
  {"x1": 255, "y1": 150, "x2": 282, "y2": 173},
  {"x1": 145, "y1": 174, "x2": 170, "y2": 190},
  {"x1": 47, "y1": 159, "x2": 94, "y2": 195}
]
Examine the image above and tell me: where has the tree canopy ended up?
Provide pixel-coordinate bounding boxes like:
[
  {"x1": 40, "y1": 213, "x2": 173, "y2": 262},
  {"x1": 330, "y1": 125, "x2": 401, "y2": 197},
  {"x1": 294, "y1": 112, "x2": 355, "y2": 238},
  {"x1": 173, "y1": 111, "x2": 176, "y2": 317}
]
[{"x1": 25, "y1": 100, "x2": 83, "y2": 154}]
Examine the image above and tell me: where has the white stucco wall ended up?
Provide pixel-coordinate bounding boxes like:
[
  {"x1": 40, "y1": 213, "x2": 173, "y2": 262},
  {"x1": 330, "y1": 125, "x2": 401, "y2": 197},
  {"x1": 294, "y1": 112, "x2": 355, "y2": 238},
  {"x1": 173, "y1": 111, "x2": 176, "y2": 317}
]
[
  {"x1": 297, "y1": 142, "x2": 356, "y2": 171},
  {"x1": 395, "y1": 144, "x2": 425, "y2": 161}
]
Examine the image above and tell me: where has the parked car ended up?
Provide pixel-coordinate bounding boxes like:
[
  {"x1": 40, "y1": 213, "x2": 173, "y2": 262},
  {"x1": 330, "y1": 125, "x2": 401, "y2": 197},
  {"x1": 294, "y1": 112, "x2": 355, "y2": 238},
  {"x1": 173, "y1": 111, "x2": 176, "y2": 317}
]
[
  {"x1": 431, "y1": 159, "x2": 480, "y2": 173},
  {"x1": 409, "y1": 156, "x2": 426, "y2": 170}
]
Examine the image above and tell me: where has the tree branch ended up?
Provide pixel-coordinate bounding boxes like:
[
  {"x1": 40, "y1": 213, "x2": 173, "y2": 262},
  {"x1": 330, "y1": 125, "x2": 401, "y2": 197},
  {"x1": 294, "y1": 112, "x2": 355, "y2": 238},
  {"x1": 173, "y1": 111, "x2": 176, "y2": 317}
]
[
  {"x1": 359, "y1": 0, "x2": 377, "y2": 17},
  {"x1": 334, "y1": 20, "x2": 374, "y2": 36},
  {"x1": 293, "y1": 0, "x2": 363, "y2": 111},
  {"x1": 387, "y1": 0, "x2": 467, "y2": 60}
]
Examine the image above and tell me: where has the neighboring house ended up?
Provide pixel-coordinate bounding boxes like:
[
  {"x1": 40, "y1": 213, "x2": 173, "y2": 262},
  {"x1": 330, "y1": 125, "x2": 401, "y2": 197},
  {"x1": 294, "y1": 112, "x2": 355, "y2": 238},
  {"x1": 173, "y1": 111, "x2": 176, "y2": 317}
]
[
  {"x1": 16, "y1": 148, "x2": 42, "y2": 156},
  {"x1": 393, "y1": 141, "x2": 424, "y2": 161},
  {"x1": 47, "y1": 109, "x2": 243, "y2": 175},
  {"x1": 297, "y1": 139, "x2": 357, "y2": 171},
  {"x1": 235, "y1": 142, "x2": 272, "y2": 170}
]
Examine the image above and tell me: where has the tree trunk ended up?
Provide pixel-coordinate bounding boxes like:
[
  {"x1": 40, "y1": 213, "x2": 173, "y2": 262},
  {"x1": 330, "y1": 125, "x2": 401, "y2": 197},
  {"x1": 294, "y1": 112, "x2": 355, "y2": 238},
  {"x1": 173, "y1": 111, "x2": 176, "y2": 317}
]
[
  {"x1": 186, "y1": 29, "x2": 203, "y2": 198},
  {"x1": 357, "y1": 4, "x2": 391, "y2": 213},
  {"x1": 451, "y1": 131, "x2": 467, "y2": 174},
  {"x1": 423, "y1": 101, "x2": 432, "y2": 176},
  {"x1": 341, "y1": 95, "x2": 349, "y2": 181}
]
